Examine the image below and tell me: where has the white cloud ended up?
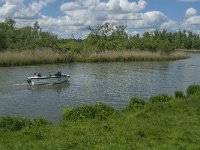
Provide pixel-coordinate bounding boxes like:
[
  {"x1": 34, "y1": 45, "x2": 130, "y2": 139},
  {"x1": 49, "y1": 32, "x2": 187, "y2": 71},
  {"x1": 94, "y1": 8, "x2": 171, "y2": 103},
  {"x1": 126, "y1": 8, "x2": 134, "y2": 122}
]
[
  {"x1": 0, "y1": 0, "x2": 56, "y2": 19},
  {"x1": 185, "y1": 8, "x2": 197, "y2": 17},
  {"x1": 55, "y1": 0, "x2": 177, "y2": 37},
  {"x1": 1, "y1": 0, "x2": 199, "y2": 38},
  {"x1": 186, "y1": 16, "x2": 200, "y2": 25},
  {"x1": 184, "y1": 8, "x2": 200, "y2": 25},
  {"x1": 0, "y1": 0, "x2": 24, "y2": 17},
  {"x1": 183, "y1": 8, "x2": 200, "y2": 33}
]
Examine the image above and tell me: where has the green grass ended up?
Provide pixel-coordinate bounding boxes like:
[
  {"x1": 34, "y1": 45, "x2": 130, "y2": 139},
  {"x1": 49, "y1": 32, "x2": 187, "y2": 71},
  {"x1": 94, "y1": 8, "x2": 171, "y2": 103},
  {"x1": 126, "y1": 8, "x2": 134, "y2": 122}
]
[
  {"x1": 0, "y1": 50, "x2": 189, "y2": 67},
  {"x1": 1, "y1": 85, "x2": 200, "y2": 149}
]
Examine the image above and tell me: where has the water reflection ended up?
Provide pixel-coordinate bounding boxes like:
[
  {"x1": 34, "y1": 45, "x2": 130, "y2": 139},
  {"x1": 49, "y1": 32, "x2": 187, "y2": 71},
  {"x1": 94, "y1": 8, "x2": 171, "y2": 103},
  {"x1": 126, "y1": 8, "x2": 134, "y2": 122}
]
[{"x1": 27, "y1": 81, "x2": 70, "y2": 94}]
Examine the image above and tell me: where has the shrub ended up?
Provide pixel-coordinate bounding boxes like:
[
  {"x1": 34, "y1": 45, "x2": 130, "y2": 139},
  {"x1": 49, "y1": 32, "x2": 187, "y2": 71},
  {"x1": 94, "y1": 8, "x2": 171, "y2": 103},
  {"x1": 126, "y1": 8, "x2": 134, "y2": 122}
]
[
  {"x1": 149, "y1": 94, "x2": 173, "y2": 103},
  {"x1": 62, "y1": 102, "x2": 115, "y2": 121},
  {"x1": 127, "y1": 97, "x2": 146, "y2": 110},
  {"x1": 0, "y1": 116, "x2": 32, "y2": 131},
  {"x1": 186, "y1": 85, "x2": 200, "y2": 96},
  {"x1": 94, "y1": 102, "x2": 116, "y2": 120},
  {"x1": 32, "y1": 117, "x2": 52, "y2": 127},
  {"x1": 62, "y1": 108, "x2": 72, "y2": 121},
  {"x1": 68, "y1": 105, "x2": 96, "y2": 120},
  {"x1": 175, "y1": 91, "x2": 185, "y2": 98}
]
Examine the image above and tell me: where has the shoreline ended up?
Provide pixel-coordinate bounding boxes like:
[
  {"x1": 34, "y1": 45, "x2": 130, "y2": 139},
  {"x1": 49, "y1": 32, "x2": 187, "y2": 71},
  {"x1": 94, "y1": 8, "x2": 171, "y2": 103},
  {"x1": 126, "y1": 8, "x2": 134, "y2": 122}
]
[
  {"x1": 0, "y1": 50, "x2": 189, "y2": 67},
  {"x1": 176, "y1": 49, "x2": 200, "y2": 53},
  {"x1": 1, "y1": 85, "x2": 200, "y2": 149}
]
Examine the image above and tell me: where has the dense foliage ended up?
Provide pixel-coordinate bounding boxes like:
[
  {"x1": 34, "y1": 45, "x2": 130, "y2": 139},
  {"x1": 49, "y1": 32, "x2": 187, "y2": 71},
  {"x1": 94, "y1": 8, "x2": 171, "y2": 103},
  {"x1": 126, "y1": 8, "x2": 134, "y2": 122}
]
[
  {"x1": 0, "y1": 18, "x2": 58, "y2": 51},
  {"x1": 62, "y1": 102, "x2": 116, "y2": 121},
  {"x1": 186, "y1": 85, "x2": 200, "y2": 96},
  {"x1": 1, "y1": 18, "x2": 200, "y2": 53}
]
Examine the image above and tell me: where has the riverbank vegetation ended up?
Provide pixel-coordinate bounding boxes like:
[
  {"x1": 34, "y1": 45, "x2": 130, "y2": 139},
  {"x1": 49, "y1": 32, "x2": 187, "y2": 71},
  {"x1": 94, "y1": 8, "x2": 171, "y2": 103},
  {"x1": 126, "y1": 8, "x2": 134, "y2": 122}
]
[
  {"x1": 1, "y1": 85, "x2": 200, "y2": 149},
  {"x1": 0, "y1": 49, "x2": 66, "y2": 67},
  {"x1": 0, "y1": 18, "x2": 200, "y2": 66},
  {"x1": 0, "y1": 50, "x2": 188, "y2": 67}
]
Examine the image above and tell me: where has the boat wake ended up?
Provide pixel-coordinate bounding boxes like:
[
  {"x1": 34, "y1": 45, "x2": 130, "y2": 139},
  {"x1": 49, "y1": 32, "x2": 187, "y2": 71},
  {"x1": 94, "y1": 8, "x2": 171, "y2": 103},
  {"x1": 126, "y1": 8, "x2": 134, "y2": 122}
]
[{"x1": 13, "y1": 83, "x2": 28, "y2": 86}]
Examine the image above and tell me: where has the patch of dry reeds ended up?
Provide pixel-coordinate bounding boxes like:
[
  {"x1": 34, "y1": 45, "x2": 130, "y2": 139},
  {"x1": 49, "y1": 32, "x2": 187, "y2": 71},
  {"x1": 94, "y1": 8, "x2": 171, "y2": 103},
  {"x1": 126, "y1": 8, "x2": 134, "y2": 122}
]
[
  {"x1": 0, "y1": 50, "x2": 66, "y2": 67},
  {"x1": 87, "y1": 51, "x2": 189, "y2": 62},
  {"x1": 0, "y1": 50, "x2": 189, "y2": 67}
]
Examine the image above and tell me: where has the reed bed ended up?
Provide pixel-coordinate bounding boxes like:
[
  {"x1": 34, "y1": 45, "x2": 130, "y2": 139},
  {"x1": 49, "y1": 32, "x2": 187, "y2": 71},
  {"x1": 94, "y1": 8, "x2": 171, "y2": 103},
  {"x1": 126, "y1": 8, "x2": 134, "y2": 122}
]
[
  {"x1": 0, "y1": 50, "x2": 66, "y2": 67},
  {"x1": 86, "y1": 51, "x2": 189, "y2": 62},
  {"x1": 0, "y1": 50, "x2": 189, "y2": 67}
]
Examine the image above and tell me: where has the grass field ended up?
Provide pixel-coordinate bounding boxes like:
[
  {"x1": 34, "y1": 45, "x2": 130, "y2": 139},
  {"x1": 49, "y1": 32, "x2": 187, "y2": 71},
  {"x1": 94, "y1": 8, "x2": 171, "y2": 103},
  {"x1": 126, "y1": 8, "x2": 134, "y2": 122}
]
[{"x1": 1, "y1": 85, "x2": 200, "y2": 150}]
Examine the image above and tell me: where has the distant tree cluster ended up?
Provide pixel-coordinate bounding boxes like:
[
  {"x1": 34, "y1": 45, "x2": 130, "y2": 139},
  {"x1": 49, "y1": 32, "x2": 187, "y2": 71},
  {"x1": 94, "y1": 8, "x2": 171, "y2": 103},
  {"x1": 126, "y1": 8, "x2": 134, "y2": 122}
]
[
  {"x1": 84, "y1": 23, "x2": 200, "y2": 54},
  {"x1": 1, "y1": 19, "x2": 200, "y2": 53},
  {"x1": 0, "y1": 18, "x2": 58, "y2": 51}
]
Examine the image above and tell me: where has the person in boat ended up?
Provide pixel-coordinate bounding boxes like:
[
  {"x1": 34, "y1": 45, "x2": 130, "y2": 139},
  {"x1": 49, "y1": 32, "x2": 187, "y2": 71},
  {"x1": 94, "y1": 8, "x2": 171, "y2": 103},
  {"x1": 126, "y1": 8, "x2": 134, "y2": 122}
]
[
  {"x1": 49, "y1": 72, "x2": 52, "y2": 77},
  {"x1": 55, "y1": 71, "x2": 62, "y2": 77},
  {"x1": 38, "y1": 73, "x2": 41, "y2": 77}
]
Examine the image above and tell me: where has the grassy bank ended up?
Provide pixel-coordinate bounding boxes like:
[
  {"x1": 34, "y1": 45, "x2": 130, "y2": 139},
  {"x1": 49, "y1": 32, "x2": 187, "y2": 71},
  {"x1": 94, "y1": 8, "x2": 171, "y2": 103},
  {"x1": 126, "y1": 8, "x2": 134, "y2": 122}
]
[
  {"x1": 0, "y1": 50, "x2": 189, "y2": 67},
  {"x1": 1, "y1": 85, "x2": 200, "y2": 149}
]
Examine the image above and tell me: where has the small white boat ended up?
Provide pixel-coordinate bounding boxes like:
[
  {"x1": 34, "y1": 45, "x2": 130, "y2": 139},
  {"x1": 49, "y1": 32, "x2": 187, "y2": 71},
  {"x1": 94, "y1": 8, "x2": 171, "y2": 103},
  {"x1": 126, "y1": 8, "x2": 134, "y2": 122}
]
[{"x1": 27, "y1": 72, "x2": 70, "y2": 85}]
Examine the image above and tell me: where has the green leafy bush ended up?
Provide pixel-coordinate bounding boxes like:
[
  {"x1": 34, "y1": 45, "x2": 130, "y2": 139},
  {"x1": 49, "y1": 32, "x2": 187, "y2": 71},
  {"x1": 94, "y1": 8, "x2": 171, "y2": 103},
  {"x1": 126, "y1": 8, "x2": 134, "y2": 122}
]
[
  {"x1": 32, "y1": 117, "x2": 52, "y2": 127},
  {"x1": 94, "y1": 102, "x2": 116, "y2": 120},
  {"x1": 175, "y1": 91, "x2": 185, "y2": 98},
  {"x1": 0, "y1": 116, "x2": 51, "y2": 131},
  {"x1": 68, "y1": 105, "x2": 96, "y2": 120},
  {"x1": 127, "y1": 97, "x2": 146, "y2": 110},
  {"x1": 149, "y1": 94, "x2": 173, "y2": 103},
  {"x1": 62, "y1": 102, "x2": 115, "y2": 121},
  {"x1": 0, "y1": 116, "x2": 32, "y2": 131},
  {"x1": 62, "y1": 108, "x2": 72, "y2": 121},
  {"x1": 186, "y1": 85, "x2": 200, "y2": 96}
]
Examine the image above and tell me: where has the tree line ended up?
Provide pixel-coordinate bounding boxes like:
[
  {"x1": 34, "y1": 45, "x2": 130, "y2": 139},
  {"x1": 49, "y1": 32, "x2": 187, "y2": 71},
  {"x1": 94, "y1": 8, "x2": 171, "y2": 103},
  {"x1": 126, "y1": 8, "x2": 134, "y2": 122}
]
[
  {"x1": 0, "y1": 18, "x2": 58, "y2": 51},
  {"x1": 1, "y1": 18, "x2": 200, "y2": 53}
]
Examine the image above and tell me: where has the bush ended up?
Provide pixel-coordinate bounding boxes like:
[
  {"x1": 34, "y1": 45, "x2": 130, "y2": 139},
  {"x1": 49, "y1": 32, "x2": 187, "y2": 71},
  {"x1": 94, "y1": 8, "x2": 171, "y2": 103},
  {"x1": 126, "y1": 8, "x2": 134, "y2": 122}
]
[
  {"x1": 94, "y1": 102, "x2": 116, "y2": 120},
  {"x1": 0, "y1": 116, "x2": 32, "y2": 131},
  {"x1": 175, "y1": 91, "x2": 185, "y2": 98},
  {"x1": 0, "y1": 116, "x2": 51, "y2": 131},
  {"x1": 68, "y1": 105, "x2": 96, "y2": 120},
  {"x1": 32, "y1": 117, "x2": 52, "y2": 127},
  {"x1": 62, "y1": 102, "x2": 115, "y2": 121},
  {"x1": 186, "y1": 85, "x2": 200, "y2": 96},
  {"x1": 149, "y1": 94, "x2": 173, "y2": 103},
  {"x1": 127, "y1": 97, "x2": 146, "y2": 110},
  {"x1": 62, "y1": 108, "x2": 72, "y2": 121}
]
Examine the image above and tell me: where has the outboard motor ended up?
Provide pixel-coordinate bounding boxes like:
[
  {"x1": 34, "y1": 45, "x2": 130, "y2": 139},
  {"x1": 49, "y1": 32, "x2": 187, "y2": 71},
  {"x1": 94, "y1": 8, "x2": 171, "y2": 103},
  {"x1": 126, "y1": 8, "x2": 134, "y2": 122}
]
[{"x1": 27, "y1": 78, "x2": 31, "y2": 84}]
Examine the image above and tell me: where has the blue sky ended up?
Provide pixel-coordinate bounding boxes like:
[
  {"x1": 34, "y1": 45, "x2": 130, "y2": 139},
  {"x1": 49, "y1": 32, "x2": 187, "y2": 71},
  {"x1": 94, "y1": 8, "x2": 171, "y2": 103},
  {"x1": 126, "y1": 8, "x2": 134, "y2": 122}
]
[{"x1": 0, "y1": 0, "x2": 200, "y2": 38}]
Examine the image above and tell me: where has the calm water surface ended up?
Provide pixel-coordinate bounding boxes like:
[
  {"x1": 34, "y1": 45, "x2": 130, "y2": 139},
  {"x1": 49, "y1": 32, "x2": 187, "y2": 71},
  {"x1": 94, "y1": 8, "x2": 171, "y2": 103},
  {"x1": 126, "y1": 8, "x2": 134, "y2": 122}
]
[{"x1": 0, "y1": 53, "x2": 200, "y2": 122}]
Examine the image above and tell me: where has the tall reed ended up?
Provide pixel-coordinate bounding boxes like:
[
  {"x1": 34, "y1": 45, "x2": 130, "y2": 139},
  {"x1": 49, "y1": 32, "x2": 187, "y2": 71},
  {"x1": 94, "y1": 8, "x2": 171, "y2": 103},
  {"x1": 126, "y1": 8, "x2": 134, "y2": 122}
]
[
  {"x1": 83, "y1": 51, "x2": 189, "y2": 62},
  {"x1": 0, "y1": 50, "x2": 189, "y2": 67},
  {"x1": 0, "y1": 50, "x2": 66, "y2": 67}
]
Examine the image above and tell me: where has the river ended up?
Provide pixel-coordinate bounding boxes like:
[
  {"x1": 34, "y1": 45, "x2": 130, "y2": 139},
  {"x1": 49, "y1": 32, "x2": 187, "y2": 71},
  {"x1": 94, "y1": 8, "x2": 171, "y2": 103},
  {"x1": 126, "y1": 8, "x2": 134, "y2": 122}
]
[{"x1": 0, "y1": 53, "x2": 200, "y2": 123}]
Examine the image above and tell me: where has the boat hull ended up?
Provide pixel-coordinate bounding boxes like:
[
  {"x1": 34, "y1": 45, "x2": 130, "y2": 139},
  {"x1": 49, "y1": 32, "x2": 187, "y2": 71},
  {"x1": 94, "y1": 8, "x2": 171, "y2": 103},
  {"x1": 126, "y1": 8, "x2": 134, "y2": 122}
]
[{"x1": 27, "y1": 75, "x2": 69, "y2": 85}]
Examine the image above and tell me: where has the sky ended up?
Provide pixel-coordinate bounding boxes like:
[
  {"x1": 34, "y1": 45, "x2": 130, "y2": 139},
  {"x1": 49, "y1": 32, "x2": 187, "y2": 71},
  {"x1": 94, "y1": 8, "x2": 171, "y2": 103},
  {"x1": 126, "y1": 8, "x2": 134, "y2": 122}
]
[{"x1": 0, "y1": 0, "x2": 200, "y2": 38}]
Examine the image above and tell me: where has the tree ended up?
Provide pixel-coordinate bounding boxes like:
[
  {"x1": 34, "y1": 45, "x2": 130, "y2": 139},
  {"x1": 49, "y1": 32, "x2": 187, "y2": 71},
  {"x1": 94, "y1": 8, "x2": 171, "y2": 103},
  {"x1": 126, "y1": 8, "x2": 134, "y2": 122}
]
[
  {"x1": 0, "y1": 30, "x2": 7, "y2": 50},
  {"x1": 5, "y1": 18, "x2": 16, "y2": 29},
  {"x1": 33, "y1": 21, "x2": 40, "y2": 39}
]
